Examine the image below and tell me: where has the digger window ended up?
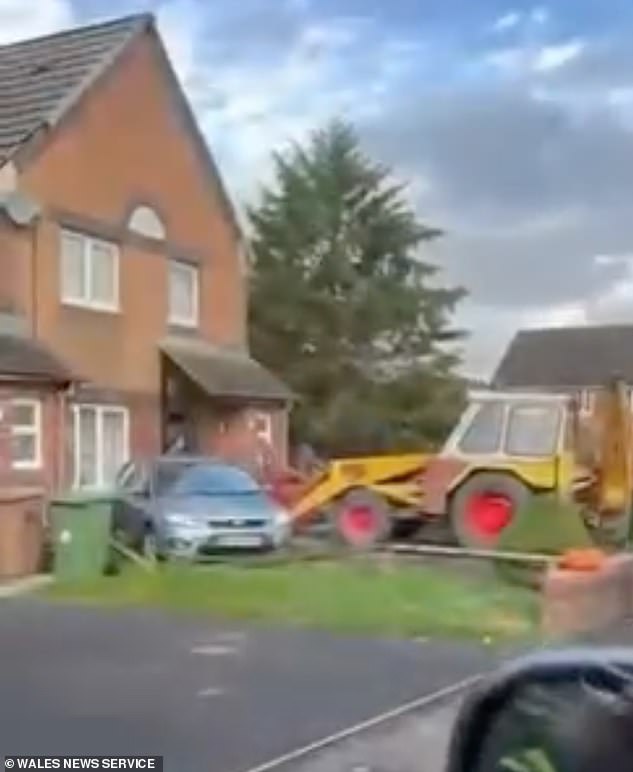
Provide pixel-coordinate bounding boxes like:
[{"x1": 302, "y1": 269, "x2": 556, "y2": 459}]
[
  {"x1": 458, "y1": 402, "x2": 504, "y2": 454},
  {"x1": 505, "y1": 404, "x2": 561, "y2": 457}
]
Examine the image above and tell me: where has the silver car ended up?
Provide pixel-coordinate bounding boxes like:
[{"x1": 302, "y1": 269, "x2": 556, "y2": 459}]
[{"x1": 113, "y1": 456, "x2": 291, "y2": 560}]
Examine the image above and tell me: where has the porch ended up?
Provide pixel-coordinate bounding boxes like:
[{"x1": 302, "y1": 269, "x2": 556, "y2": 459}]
[{"x1": 159, "y1": 336, "x2": 292, "y2": 480}]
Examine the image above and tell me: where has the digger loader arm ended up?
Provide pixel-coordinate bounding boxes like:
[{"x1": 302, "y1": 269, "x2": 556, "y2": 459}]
[
  {"x1": 289, "y1": 454, "x2": 430, "y2": 522},
  {"x1": 592, "y1": 378, "x2": 633, "y2": 516}
]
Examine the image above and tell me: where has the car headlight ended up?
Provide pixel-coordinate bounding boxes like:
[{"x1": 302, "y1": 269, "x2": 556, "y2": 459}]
[
  {"x1": 165, "y1": 513, "x2": 200, "y2": 529},
  {"x1": 274, "y1": 509, "x2": 291, "y2": 529}
]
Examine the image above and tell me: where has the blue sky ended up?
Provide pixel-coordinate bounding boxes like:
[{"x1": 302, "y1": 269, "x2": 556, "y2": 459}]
[{"x1": 3, "y1": 0, "x2": 633, "y2": 377}]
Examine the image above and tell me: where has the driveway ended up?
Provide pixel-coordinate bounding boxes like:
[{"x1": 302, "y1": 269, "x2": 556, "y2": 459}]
[{"x1": 0, "y1": 599, "x2": 495, "y2": 772}]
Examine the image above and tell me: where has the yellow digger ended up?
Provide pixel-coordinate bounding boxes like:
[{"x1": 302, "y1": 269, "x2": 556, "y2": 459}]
[{"x1": 272, "y1": 378, "x2": 633, "y2": 549}]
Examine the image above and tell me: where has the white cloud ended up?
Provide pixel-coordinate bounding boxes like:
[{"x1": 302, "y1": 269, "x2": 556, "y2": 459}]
[
  {"x1": 483, "y1": 38, "x2": 585, "y2": 78},
  {"x1": 532, "y1": 39, "x2": 585, "y2": 73},
  {"x1": 492, "y1": 11, "x2": 521, "y2": 33},
  {"x1": 522, "y1": 302, "x2": 587, "y2": 328},
  {"x1": 483, "y1": 46, "x2": 526, "y2": 75},
  {"x1": 530, "y1": 6, "x2": 550, "y2": 26},
  {"x1": 594, "y1": 252, "x2": 633, "y2": 267},
  {"x1": 0, "y1": 0, "x2": 73, "y2": 44}
]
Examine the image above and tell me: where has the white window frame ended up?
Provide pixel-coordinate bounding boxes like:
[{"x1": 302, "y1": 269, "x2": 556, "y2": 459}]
[
  {"x1": 72, "y1": 404, "x2": 129, "y2": 490},
  {"x1": 10, "y1": 398, "x2": 42, "y2": 470},
  {"x1": 579, "y1": 389, "x2": 594, "y2": 414},
  {"x1": 60, "y1": 229, "x2": 120, "y2": 312},
  {"x1": 250, "y1": 411, "x2": 273, "y2": 444},
  {"x1": 168, "y1": 260, "x2": 199, "y2": 328}
]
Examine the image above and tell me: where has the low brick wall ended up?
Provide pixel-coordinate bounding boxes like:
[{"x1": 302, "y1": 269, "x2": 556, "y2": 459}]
[{"x1": 542, "y1": 554, "x2": 633, "y2": 638}]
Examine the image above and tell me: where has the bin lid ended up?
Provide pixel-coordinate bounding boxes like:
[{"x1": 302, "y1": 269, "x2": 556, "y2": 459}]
[{"x1": 51, "y1": 489, "x2": 118, "y2": 507}]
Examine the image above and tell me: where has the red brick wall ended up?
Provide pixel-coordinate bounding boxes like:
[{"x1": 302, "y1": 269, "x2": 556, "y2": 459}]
[
  {"x1": 129, "y1": 394, "x2": 162, "y2": 461},
  {"x1": 0, "y1": 221, "x2": 33, "y2": 321}
]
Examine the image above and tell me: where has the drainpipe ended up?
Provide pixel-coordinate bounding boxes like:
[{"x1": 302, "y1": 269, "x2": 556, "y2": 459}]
[{"x1": 55, "y1": 387, "x2": 68, "y2": 492}]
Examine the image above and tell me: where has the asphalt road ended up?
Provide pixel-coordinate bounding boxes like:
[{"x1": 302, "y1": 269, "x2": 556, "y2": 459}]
[{"x1": 0, "y1": 599, "x2": 496, "y2": 772}]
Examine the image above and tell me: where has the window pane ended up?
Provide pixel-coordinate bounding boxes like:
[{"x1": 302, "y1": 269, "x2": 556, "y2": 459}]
[
  {"x1": 102, "y1": 411, "x2": 125, "y2": 486},
  {"x1": 459, "y1": 402, "x2": 504, "y2": 454},
  {"x1": 12, "y1": 402, "x2": 35, "y2": 427},
  {"x1": 61, "y1": 232, "x2": 85, "y2": 301},
  {"x1": 10, "y1": 434, "x2": 35, "y2": 464},
  {"x1": 169, "y1": 262, "x2": 197, "y2": 324},
  {"x1": 90, "y1": 241, "x2": 117, "y2": 306},
  {"x1": 505, "y1": 405, "x2": 561, "y2": 457},
  {"x1": 78, "y1": 408, "x2": 97, "y2": 487}
]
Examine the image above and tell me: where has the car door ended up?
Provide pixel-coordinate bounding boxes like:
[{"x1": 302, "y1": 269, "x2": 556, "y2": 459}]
[{"x1": 112, "y1": 459, "x2": 154, "y2": 550}]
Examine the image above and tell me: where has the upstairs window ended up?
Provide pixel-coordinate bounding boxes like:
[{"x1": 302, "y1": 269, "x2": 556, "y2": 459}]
[
  {"x1": 127, "y1": 205, "x2": 166, "y2": 240},
  {"x1": 60, "y1": 230, "x2": 119, "y2": 311},
  {"x1": 168, "y1": 260, "x2": 199, "y2": 327}
]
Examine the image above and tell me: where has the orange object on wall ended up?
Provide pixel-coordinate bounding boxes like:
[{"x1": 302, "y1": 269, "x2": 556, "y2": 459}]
[{"x1": 558, "y1": 548, "x2": 607, "y2": 572}]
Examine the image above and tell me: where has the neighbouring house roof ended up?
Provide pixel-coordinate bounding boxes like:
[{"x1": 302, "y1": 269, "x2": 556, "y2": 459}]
[
  {"x1": 161, "y1": 337, "x2": 292, "y2": 403},
  {"x1": 0, "y1": 334, "x2": 72, "y2": 383},
  {"x1": 0, "y1": 14, "x2": 241, "y2": 238},
  {"x1": 493, "y1": 325, "x2": 633, "y2": 389}
]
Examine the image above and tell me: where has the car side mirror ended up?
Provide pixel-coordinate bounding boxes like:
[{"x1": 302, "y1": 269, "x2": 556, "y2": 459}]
[{"x1": 446, "y1": 648, "x2": 633, "y2": 772}]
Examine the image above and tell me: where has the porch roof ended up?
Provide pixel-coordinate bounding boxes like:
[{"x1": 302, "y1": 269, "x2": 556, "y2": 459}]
[
  {"x1": 160, "y1": 336, "x2": 292, "y2": 403},
  {"x1": 0, "y1": 334, "x2": 72, "y2": 383}
]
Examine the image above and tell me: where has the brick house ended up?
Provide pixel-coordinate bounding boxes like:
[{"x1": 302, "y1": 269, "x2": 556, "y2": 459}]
[
  {"x1": 0, "y1": 14, "x2": 291, "y2": 493},
  {"x1": 493, "y1": 324, "x2": 633, "y2": 414}
]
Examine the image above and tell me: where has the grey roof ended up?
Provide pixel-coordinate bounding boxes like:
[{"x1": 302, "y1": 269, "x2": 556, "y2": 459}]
[
  {"x1": 161, "y1": 336, "x2": 292, "y2": 402},
  {"x1": 0, "y1": 14, "x2": 150, "y2": 165},
  {"x1": 0, "y1": 334, "x2": 72, "y2": 382},
  {"x1": 493, "y1": 325, "x2": 633, "y2": 389}
]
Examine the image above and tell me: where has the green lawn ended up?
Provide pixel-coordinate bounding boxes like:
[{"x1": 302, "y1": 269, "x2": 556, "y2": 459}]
[{"x1": 45, "y1": 558, "x2": 539, "y2": 641}]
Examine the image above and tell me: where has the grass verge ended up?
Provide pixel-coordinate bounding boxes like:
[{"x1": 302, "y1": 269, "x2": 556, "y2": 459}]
[{"x1": 44, "y1": 558, "x2": 538, "y2": 642}]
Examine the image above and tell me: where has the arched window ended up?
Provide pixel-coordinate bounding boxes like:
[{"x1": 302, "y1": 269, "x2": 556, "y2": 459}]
[{"x1": 127, "y1": 205, "x2": 166, "y2": 240}]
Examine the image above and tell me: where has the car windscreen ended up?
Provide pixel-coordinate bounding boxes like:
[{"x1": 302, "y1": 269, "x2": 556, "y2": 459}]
[
  {"x1": 166, "y1": 464, "x2": 261, "y2": 497},
  {"x1": 152, "y1": 459, "x2": 201, "y2": 495}
]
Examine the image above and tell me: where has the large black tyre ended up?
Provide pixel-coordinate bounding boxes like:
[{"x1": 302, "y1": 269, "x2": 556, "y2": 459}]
[
  {"x1": 450, "y1": 473, "x2": 530, "y2": 549},
  {"x1": 332, "y1": 489, "x2": 391, "y2": 549}
]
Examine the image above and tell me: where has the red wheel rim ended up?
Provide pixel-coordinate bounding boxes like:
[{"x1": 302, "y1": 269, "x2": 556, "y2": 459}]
[
  {"x1": 340, "y1": 504, "x2": 379, "y2": 545},
  {"x1": 465, "y1": 492, "x2": 513, "y2": 543}
]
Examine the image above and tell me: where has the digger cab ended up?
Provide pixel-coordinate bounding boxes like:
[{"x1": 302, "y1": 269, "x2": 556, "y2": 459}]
[
  {"x1": 429, "y1": 391, "x2": 576, "y2": 548},
  {"x1": 442, "y1": 390, "x2": 571, "y2": 462}
]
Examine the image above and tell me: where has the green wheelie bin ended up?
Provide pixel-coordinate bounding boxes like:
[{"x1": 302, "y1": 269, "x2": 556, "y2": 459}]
[{"x1": 50, "y1": 492, "x2": 115, "y2": 581}]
